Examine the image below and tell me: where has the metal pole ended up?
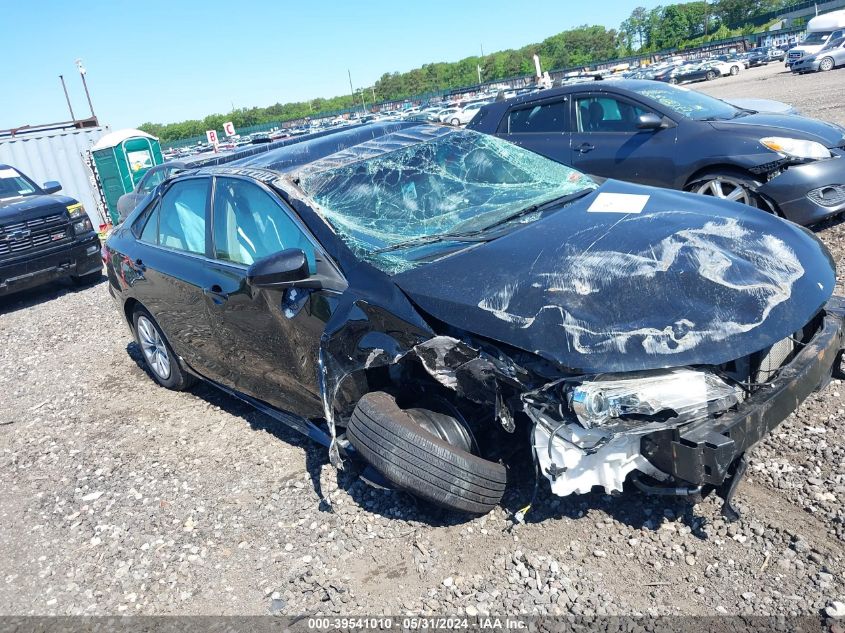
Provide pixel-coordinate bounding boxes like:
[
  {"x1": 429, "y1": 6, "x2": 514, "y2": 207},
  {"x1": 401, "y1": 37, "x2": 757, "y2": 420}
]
[
  {"x1": 80, "y1": 73, "x2": 96, "y2": 119},
  {"x1": 347, "y1": 69, "x2": 356, "y2": 111},
  {"x1": 59, "y1": 75, "x2": 76, "y2": 121}
]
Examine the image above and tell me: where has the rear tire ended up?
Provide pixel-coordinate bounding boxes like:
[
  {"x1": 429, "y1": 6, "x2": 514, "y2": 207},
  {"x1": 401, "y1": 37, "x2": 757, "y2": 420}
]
[
  {"x1": 819, "y1": 57, "x2": 835, "y2": 72},
  {"x1": 450, "y1": 117, "x2": 461, "y2": 127},
  {"x1": 347, "y1": 392, "x2": 507, "y2": 515},
  {"x1": 132, "y1": 306, "x2": 196, "y2": 391}
]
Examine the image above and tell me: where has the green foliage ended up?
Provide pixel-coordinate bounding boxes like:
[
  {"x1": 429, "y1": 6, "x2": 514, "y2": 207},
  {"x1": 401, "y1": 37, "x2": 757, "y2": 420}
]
[{"x1": 144, "y1": 0, "x2": 794, "y2": 143}]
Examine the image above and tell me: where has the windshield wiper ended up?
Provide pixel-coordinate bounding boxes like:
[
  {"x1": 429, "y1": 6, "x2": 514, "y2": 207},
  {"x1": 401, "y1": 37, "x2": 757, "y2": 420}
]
[
  {"x1": 373, "y1": 188, "x2": 594, "y2": 255},
  {"x1": 473, "y1": 188, "x2": 593, "y2": 234},
  {"x1": 372, "y1": 229, "x2": 491, "y2": 254}
]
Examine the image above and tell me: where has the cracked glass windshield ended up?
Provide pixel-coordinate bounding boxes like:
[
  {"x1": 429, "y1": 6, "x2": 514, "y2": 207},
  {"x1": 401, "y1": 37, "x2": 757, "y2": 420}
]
[{"x1": 298, "y1": 127, "x2": 596, "y2": 274}]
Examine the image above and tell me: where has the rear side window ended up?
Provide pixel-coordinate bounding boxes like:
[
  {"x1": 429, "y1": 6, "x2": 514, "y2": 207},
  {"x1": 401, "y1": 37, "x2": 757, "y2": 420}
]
[
  {"x1": 575, "y1": 96, "x2": 650, "y2": 133},
  {"x1": 504, "y1": 100, "x2": 568, "y2": 133},
  {"x1": 137, "y1": 178, "x2": 208, "y2": 254},
  {"x1": 139, "y1": 206, "x2": 159, "y2": 243}
]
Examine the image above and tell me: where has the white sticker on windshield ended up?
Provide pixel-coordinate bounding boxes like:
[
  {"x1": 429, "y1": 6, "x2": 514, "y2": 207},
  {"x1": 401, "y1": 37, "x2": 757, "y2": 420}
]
[
  {"x1": 588, "y1": 193, "x2": 650, "y2": 214},
  {"x1": 0, "y1": 168, "x2": 20, "y2": 178}
]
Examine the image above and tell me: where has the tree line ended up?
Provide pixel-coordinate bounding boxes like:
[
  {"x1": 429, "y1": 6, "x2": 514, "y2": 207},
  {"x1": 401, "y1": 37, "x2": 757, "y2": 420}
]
[{"x1": 141, "y1": 0, "x2": 792, "y2": 143}]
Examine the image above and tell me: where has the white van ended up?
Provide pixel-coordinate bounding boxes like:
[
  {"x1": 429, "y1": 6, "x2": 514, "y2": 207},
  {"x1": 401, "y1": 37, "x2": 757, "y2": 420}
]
[{"x1": 786, "y1": 9, "x2": 845, "y2": 67}]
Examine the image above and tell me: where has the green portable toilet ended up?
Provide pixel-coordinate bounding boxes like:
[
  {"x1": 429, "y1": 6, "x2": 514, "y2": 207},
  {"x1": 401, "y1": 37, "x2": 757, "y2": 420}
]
[{"x1": 92, "y1": 129, "x2": 163, "y2": 223}]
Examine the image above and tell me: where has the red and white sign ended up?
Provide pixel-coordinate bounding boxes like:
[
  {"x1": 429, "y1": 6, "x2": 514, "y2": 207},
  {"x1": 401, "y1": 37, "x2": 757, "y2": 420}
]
[
  {"x1": 223, "y1": 121, "x2": 236, "y2": 136},
  {"x1": 205, "y1": 130, "x2": 218, "y2": 144}
]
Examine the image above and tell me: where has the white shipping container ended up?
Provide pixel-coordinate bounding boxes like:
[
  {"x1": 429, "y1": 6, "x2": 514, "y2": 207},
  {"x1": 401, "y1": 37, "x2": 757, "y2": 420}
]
[{"x1": 0, "y1": 126, "x2": 111, "y2": 227}]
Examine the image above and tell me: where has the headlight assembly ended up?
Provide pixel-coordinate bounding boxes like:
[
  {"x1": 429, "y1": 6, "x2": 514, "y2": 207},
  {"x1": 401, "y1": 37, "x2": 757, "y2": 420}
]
[
  {"x1": 760, "y1": 136, "x2": 831, "y2": 160},
  {"x1": 73, "y1": 218, "x2": 93, "y2": 234},
  {"x1": 67, "y1": 203, "x2": 87, "y2": 219},
  {"x1": 566, "y1": 368, "x2": 742, "y2": 429}
]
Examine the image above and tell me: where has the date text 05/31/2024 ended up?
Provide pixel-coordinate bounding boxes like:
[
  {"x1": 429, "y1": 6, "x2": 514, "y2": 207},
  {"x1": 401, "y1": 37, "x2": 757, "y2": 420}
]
[{"x1": 307, "y1": 617, "x2": 529, "y2": 629}]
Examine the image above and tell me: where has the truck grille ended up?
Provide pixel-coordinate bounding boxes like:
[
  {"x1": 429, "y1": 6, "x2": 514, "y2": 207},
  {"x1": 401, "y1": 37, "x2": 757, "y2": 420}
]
[{"x1": 0, "y1": 213, "x2": 71, "y2": 258}]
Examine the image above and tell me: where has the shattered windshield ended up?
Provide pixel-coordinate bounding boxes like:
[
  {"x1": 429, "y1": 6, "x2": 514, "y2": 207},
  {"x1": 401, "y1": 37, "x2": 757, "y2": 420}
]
[
  {"x1": 630, "y1": 83, "x2": 740, "y2": 120},
  {"x1": 298, "y1": 128, "x2": 596, "y2": 274}
]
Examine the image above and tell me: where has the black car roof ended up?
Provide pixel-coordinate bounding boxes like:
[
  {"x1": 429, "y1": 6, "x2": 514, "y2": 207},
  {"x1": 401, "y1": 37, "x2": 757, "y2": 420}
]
[
  {"x1": 228, "y1": 121, "x2": 421, "y2": 174},
  {"x1": 175, "y1": 123, "x2": 454, "y2": 187}
]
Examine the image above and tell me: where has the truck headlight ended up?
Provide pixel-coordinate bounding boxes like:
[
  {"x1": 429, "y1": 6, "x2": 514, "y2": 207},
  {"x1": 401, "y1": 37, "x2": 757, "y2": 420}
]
[
  {"x1": 760, "y1": 136, "x2": 831, "y2": 160},
  {"x1": 66, "y1": 203, "x2": 87, "y2": 219},
  {"x1": 567, "y1": 368, "x2": 742, "y2": 428},
  {"x1": 73, "y1": 218, "x2": 93, "y2": 234}
]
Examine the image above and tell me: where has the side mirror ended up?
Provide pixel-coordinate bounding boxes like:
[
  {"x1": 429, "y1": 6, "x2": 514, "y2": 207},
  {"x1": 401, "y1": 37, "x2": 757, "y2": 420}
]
[
  {"x1": 247, "y1": 248, "x2": 310, "y2": 288},
  {"x1": 637, "y1": 113, "x2": 664, "y2": 130},
  {"x1": 42, "y1": 180, "x2": 62, "y2": 194}
]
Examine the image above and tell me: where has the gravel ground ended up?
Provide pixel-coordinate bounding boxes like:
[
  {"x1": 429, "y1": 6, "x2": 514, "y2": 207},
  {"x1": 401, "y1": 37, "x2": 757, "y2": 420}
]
[{"x1": 1, "y1": 64, "x2": 845, "y2": 618}]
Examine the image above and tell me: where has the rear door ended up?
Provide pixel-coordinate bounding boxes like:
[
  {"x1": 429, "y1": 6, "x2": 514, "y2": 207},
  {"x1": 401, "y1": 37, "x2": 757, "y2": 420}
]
[
  {"x1": 494, "y1": 97, "x2": 571, "y2": 165},
  {"x1": 131, "y1": 176, "x2": 219, "y2": 374},
  {"x1": 202, "y1": 176, "x2": 344, "y2": 417},
  {"x1": 568, "y1": 91, "x2": 679, "y2": 186}
]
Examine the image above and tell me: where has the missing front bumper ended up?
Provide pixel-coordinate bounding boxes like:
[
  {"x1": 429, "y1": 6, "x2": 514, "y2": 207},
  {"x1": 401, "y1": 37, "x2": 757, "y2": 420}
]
[
  {"x1": 531, "y1": 299, "x2": 844, "y2": 497},
  {"x1": 641, "y1": 306, "x2": 844, "y2": 487}
]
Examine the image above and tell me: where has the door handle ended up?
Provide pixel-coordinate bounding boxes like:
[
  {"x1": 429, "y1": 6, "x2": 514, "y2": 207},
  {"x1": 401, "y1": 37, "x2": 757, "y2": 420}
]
[
  {"x1": 203, "y1": 284, "x2": 229, "y2": 304},
  {"x1": 576, "y1": 142, "x2": 595, "y2": 154}
]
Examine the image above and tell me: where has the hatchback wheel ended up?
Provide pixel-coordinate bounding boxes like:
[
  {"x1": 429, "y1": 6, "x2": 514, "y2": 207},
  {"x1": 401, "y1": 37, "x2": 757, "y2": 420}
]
[
  {"x1": 450, "y1": 117, "x2": 461, "y2": 126},
  {"x1": 705, "y1": 70, "x2": 717, "y2": 81},
  {"x1": 688, "y1": 171, "x2": 763, "y2": 209},
  {"x1": 132, "y1": 307, "x2": 196, "y2": 390},
  {"x1": 819, "y1": 57, "x2": 835, "y2": 72}
]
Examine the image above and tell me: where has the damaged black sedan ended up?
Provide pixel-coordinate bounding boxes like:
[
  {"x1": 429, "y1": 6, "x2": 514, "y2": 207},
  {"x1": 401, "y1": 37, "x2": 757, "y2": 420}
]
[{"x1": 105, "y1": 123, "x2": 845, "y2": 516}]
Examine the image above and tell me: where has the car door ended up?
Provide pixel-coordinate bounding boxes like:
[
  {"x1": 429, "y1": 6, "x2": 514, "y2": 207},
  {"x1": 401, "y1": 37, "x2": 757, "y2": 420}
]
[
  {"x1": 495, "y1": 97, "x2": 571, "y2": 164},
  {"x1": 568, "y1": 92, "x2": 679, "y2": 186},
  {"x1": 201, "y1": 175, "x2": 345, "y2": 417},
  {"x1": 131, "y1": 176, "x2": 220, "y2": 374}
]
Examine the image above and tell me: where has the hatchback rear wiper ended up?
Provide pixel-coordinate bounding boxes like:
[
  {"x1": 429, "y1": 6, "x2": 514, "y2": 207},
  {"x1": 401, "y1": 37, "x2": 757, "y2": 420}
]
[{"x1": 373, "y1": 188, "x2": 594, "y2": 255}]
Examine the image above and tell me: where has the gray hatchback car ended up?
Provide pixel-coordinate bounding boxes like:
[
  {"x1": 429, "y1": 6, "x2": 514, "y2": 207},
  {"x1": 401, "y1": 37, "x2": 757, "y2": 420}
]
[{"x1": 791, "y1": 36, "x2": 845, "y2": 73}]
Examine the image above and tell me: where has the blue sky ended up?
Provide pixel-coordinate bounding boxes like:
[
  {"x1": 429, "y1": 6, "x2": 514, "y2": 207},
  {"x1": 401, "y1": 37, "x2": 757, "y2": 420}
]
[{"x1": 0, "y1": 1, "x2": 660, "y2": 130}]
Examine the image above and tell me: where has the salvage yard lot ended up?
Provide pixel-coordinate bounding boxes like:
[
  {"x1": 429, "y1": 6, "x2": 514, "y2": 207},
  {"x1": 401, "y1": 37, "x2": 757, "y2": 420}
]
[{"x1": 1, "y1": 62, "x2": 844, "y2": 617}]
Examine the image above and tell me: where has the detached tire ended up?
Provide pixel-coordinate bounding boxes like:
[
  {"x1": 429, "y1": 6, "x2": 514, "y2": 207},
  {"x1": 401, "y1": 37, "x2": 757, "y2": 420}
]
[{"x1": 347, "y1": 392, "x2": 506, "y2": 514}]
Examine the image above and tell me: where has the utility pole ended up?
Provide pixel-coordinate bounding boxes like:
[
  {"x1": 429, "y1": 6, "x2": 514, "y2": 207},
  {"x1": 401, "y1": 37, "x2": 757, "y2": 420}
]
[
  {"x1": 348, "y1": 69, "x2": 365, "y2": 116},
  {"x1": 59, "y1": 75, "x2": 76, "y2": 121},
  {"x1": 75, "y1": 59, "x2": 97, "y2": 123}
]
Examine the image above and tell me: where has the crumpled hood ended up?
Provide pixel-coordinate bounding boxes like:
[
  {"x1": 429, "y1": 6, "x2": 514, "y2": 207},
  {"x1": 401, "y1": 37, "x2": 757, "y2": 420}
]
[
  {"x1": 0, "y1": 194, "x2": 76, "y2": 223},
  {"x1": 710, "y1": 112, "x2": 845, "y2": 148},
  {"x1": 393, "y1": 181, "x2": 835, "y2": 373}
]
